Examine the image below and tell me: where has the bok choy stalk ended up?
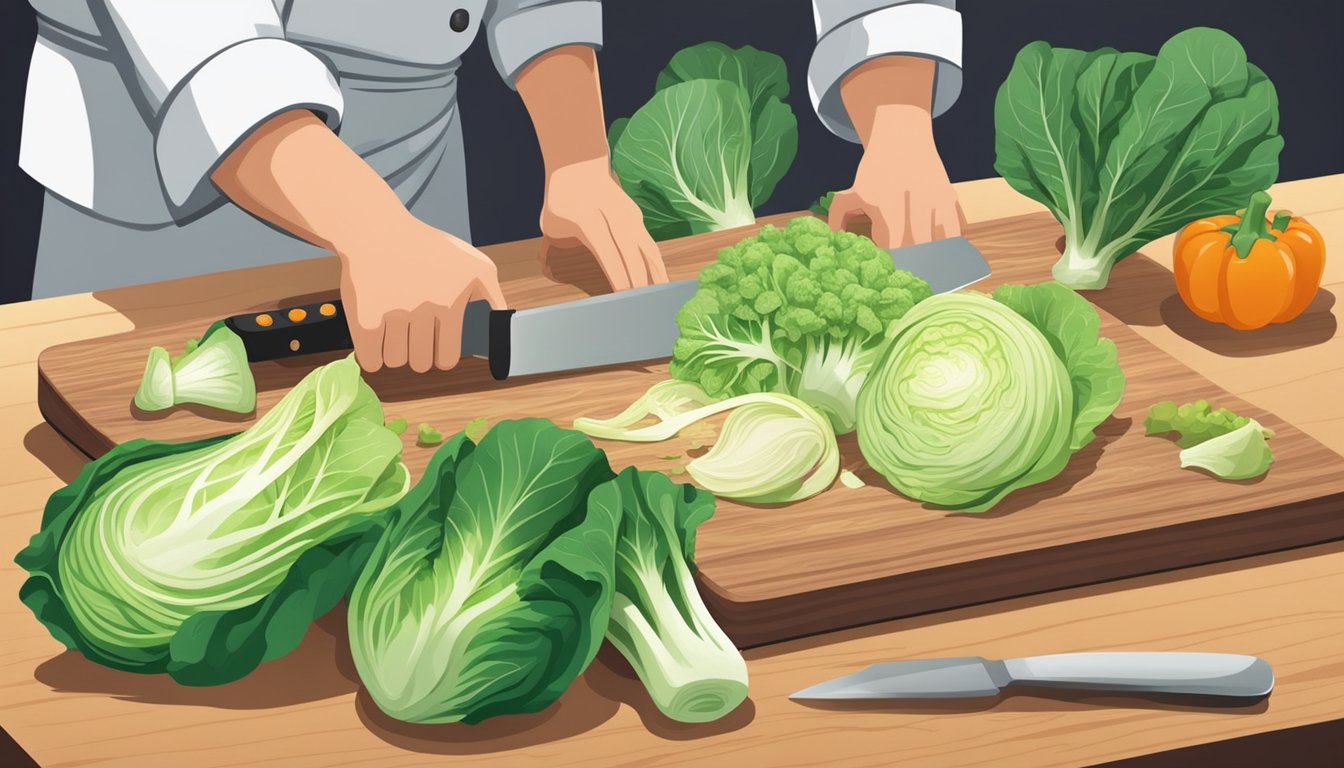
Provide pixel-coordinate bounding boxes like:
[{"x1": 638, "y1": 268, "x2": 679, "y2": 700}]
[
  {"x1": 574, "y1": 380, "x2": 839, "y2": 503},
  {"x1": 16, "y1": 355, "x2": 409, "y2": 684},
  {"x1": 589, "y1": 468, "x2": 747, "y2": 723}
]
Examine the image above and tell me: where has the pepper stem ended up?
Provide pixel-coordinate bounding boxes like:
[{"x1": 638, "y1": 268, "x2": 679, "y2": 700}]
[
  {"x1": 1271, "y1": 210, "x2": 1292, "y2": 232},
  {"x1": 1230, "y1": 191, "x2": 1275, "y2": 259}
]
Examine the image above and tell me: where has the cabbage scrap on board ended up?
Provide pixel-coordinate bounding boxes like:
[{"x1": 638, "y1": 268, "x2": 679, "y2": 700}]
[
  {"x1": 134, "y1": 323, "x2": 256, "y2": 413},
  {"x1": 857, "y1": 283, "x2": 1125, "y2": 512},
  {"x1": 670, "y1": 216, "x2": 931, "y2": 434},
  {"x1": 16, "y1": 355, "x2": 409, "y2": 684},
  {"x1": 1145, "y1": 400, "x2": 1274, "y2": 480},
  {"x1": 610, "y1": 42, "x2": 797, "y2": 239},
  {"x1": 590, "y1": 468, "x2": 747, "y2": 723},
  {"x1": 348, "y1": 420, "x2": 619, "y2": 724},
  {"x1": 574, "y1": 380, "x2": 839, "y2": 504},
  {"x1": 994, "y1": 27, "x2": 1281, "y2": 289}
]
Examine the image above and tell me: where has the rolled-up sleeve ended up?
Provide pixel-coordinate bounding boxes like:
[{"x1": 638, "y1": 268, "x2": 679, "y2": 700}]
[
  {"x1": 93, "y1": 1, "x2": 345, "y2": 216},
  {"x1": 484, "y1": 0, "x2": 604, "y2": 89},
  {"x1": 809, "y1": 0, "x2": 963, "y2": 143}
]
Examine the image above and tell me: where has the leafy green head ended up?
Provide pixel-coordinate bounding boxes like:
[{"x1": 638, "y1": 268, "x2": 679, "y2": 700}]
[
  {"x1": 670, "y1": 216, "x2": 931, "y2": 433},
  {"x1": 856, "y1": 284, "x2": 1124, "y2": 512},
  {"x1": 610, "y1": 42, "x2": 797, "y2": 239},
  {"x1": 18, "y1": 355, "x2": 409, "y2": 683},
  {"x1": 348, "y1": 419, "x2": 619, "y2": 724}
]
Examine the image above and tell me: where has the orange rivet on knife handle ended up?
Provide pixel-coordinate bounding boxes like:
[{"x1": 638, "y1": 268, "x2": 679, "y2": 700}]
[
  {"x1": 288, "y1": 308, "x2": 307, "y2": 322},
  {"x1": 319, "y1": 302, "x2": 337, "y2": 317},
  {"x1": 255, "y1": 313, "x2": 273, "y2": 327}
]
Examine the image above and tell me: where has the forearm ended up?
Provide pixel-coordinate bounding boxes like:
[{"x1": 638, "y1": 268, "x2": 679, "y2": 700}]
[
  {"x1": 839, "y1": 56, "x2": 936, "y2": 148},
  {"x1": 210, "y1": 110, "x2": 414, "y2": 256},
  {"x1": 515, "y1": 46, "x2": 610, "y2": 172}
]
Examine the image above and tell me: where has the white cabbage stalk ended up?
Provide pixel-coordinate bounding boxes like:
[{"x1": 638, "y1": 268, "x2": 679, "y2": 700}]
[{"x1": 574, "y1": 380, "x2": 838, "y2": 503}]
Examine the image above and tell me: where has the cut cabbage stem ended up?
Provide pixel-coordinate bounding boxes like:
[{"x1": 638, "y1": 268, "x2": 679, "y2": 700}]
[{"x1": 574, "y1": 380, "x2": 839, "y2": 503}]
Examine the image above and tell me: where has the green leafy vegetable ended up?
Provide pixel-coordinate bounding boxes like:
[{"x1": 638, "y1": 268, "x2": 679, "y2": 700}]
[
  {"x1": 1178, "y1": 421, "x2": 1274, "y2": 479},
  {"x1": 17, "y1": 355, "x2": 409, "y2": 684},
  {"x1": 348, "y1": 420, "x2": 619, "y2": 724},
  {"x1": 134, "y1": 324, "x2": 256, "y2": 413},
  {"x1": 671, "y1": 216, "x2": 931, "y2": 433},
  {"x1": 611, "y1": 42, "x2": 797, "y2": 239},
  {"x1": 810, "y1": 191, "x2": 835, "y2": 218},
  {"x1": 574, "y1": 380, "x2": 839, "y2": 503},
  {"x1": 1145, "y1": 400, "x2": 1274, "y2": 479},
  {"x1": 416, "y1": 423, "x2": 443, "y2": 446},
  {"x1": 994, "y1": 27, "x2": 1281, "y2": 289},
  {"x1": 385, "y1": 417, "x2": 408, "y2": 435},
  {"x1": 857, "y1": 284, "x2": 1124, "y2": 512},
  {"x1": 462, "y1": 417, "x2": 490, "y2": 442},
  {"x1": 839, "y1": 469, "x2": 865, "y2": 489},
  {"x1": 992, "y1": 283, "x2": 1125, "y2": 451},
  {"x1": 590, "y1": 468, "x2": 747, "y2": 723},
  {"x1": 1144, "y1": 399, "x2": 1266, "y2": 448}
]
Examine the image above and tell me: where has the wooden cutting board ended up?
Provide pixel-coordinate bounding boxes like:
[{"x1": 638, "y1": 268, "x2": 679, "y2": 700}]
[{"x1": 36, "y1": 212, "x2": 1344, "y2": 647}]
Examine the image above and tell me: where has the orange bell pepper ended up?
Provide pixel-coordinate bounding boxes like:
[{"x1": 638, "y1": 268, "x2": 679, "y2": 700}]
[{"x1": 1174, "y1": 190, "x2": 1326, "y2": 330}]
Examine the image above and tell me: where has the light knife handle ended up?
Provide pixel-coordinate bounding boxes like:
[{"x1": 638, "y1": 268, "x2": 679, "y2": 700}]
[
  {"x1": 222, "y1": 299, "x2": 517, "y2": 380},
  {"x1": 1002, "y1": 652, "x2": 1273, "y2": 697}
]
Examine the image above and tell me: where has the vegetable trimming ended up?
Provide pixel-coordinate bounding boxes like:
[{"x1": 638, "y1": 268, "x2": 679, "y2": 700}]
[
  {"x1": 575, "y1": 379, "x2": 839, "y2": 504},
  {"x1": 17, "y1": 355, "x2": 409, "y2": 684},
  {"x1": 590, "y1": 468, "x2": 748, "y2": 723},
  {"x1": 134, "y1": 324, "x2": 256, "y2": 414},
  {"x1": 1145, "y1": 400, "x2": 1274, "y2": 480},
  {"x1": 994, "y1": 27, "x2": 1282, "y2": 289}
]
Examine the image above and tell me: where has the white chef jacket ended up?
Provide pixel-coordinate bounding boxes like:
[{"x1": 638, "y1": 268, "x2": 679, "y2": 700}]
[
  {"x1": 18, "y1": 1, "x2": 961, "y2": 298},
  {"x1": 20, "y1": 0, "x2": 602, "y2": 297},
  {"x1": 809, "y1": 0, "x2": 963, "y2": 142}
]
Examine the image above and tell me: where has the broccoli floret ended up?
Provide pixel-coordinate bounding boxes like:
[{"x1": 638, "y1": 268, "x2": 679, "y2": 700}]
[{"x1": 670, "y1": 216, "x2": 931, "y2": 433}]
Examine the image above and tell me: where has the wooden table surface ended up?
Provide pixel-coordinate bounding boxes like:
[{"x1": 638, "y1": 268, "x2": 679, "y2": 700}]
[{"x1": 2, "y1": 175, "x2": 1340, "y2": 767}]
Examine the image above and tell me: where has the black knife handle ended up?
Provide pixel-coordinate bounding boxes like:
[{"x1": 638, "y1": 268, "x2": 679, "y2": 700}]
[
  {"x1": 222, "y1": 299, "x2": 517, "y2": 380},
  {"x1": 224, "y1": 300, "x2": 353, "y2": 362}
]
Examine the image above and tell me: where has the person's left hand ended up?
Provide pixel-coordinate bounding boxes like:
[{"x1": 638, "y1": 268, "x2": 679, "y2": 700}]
[
  {"x1": 539, "y1": 156, "x2": 668, "y2": 290},
  {"x1": 828, "y1": 105, "x2": 965, "y2": 248}
]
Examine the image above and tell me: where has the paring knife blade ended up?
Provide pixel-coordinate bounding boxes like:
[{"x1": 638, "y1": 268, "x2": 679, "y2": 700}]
[
  {"x1": 788, "y1": 653, "x2": 1275, "y2": 700},
  {"x1": 221, "y1": 235, "x2": 992, "y2": 378}
]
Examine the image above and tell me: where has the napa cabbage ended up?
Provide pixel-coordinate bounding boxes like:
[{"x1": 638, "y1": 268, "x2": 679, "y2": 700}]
[{"x1": 16, "y1": 355, "x2": 409, "y2": 684}]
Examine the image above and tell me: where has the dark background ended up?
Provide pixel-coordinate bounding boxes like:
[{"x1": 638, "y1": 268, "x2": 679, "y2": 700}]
[{"x1": 2, "y1": 0, "x2": 1341, "y2": 305}]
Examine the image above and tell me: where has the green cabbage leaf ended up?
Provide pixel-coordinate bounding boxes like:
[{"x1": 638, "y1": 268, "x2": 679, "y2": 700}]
[
  {"x1": 348, "y1": 419, "x2": 619, "y2": 724},
  {"x1": 16, "y1": 355, "x2": 409, "y2": 684},
  {"x1": 857, "y1": 283, "x2": 1124, "y2": 512},
  {"x1": 994, "y1": 27, "x2": 1281, "y2": 289}
]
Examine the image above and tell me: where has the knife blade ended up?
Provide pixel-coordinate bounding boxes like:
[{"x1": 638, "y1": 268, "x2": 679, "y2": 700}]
[
  {"x1": 788, "y1": 653, "x2": 1274, "y2": 700},
  {"x1": 220, "y1": 235, "x2": 991, "y2": 378}
]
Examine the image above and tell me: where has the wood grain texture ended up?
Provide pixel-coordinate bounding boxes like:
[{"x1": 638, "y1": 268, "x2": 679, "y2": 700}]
[
  {"x1": 34, "y1": 211, "x2": 1344, "y2": 647},
  {"x1": 3, "y1": 176, "x2": 1342, "y2": 768}
]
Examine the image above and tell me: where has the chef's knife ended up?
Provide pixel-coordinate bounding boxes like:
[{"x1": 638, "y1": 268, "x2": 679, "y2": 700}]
[
  {"x1": 789, "y1": 653, "x2": 1274, "y2": 700},
  {"x1": 221, "y1": 236, "x2": 990, "y2": 379}
]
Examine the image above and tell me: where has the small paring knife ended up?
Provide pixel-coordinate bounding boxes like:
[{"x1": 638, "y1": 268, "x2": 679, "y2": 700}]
[
  {"x1": 789, "y1": 653, "x2": 1274, "y2": 700},
  {"x1": 220, "y1": 236, "x2": 991, "y2": 379}
]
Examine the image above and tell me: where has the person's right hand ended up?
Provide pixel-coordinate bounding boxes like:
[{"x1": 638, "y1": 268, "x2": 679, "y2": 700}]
[{"x1": 338, "y1": 216, "x2": 507, "y2": 373}]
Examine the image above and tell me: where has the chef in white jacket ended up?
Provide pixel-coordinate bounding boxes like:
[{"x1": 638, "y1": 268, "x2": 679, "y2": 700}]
[
  {"x1": 20, "y1": 0, "x2": 664, "y2": 373},
  {"x1": 808, "y1": 0, "x2": 965, "y2": 248},
  {"x1": 20, "y1": 0, "x2": 962, "y2": 372}
]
